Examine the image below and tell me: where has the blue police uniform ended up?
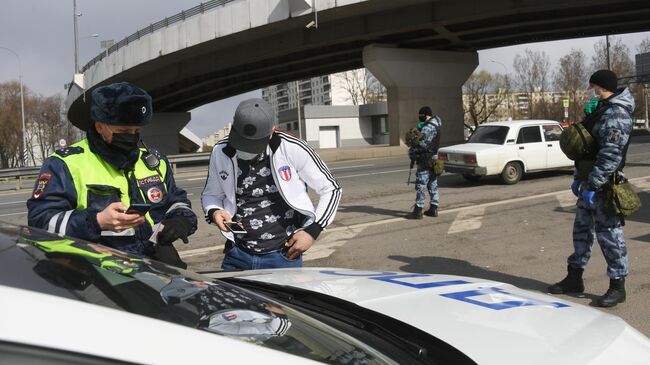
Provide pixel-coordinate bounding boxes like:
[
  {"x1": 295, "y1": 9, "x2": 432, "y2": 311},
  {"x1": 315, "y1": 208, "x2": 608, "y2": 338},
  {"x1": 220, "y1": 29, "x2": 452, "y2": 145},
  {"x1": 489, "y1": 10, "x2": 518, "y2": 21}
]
[
  {"x1": 408, "y1": 116, "x2": 442, "y2": 210},
  {"x1": 569, "y1": 87, "x2": 634, "y2": 279}
]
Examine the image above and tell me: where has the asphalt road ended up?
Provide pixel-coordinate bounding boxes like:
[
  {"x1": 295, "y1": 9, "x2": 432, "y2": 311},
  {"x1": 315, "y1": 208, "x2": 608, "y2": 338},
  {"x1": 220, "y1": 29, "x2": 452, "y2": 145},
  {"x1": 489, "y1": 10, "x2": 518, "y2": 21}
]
[{"x1": 1, "y1": 135, "x2": 649, "y2": 336}]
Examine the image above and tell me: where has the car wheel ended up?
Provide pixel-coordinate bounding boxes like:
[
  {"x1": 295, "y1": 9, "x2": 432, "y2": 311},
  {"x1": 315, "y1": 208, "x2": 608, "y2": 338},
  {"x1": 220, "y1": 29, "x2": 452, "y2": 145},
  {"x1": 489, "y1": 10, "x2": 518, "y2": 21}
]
[
  {"x1": 462, "y1": 173, "x2": 482, "y2": 183},
  {"x1": 500, "y1": 162, "x2": 523, "y2": 185}
]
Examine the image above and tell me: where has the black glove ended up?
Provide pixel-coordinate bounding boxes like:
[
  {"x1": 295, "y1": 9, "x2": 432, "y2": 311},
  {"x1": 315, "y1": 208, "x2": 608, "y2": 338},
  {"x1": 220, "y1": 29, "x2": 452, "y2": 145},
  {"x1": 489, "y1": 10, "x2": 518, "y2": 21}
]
[{"x1": 158, "y1": 217, "x2": 192, "y2": 245}]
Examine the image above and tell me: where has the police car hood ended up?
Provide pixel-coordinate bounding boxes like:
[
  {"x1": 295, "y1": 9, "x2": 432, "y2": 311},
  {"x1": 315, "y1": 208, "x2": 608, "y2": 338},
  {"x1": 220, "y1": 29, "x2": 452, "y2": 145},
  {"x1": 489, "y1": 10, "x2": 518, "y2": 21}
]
[{"x1": 232, "y1": 268, "x2": 650, "y2": 365}]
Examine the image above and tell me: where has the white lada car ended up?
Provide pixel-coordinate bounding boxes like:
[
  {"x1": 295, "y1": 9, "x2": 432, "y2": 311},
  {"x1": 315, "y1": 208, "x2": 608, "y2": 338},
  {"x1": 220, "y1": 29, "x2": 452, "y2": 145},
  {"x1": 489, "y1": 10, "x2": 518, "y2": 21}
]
[
  {"x1": 1, "y1": 222, "x2": 649, "y2": 365},
  {"x1": 438, "y1": 120, "x2": 573, "y2": 184}
]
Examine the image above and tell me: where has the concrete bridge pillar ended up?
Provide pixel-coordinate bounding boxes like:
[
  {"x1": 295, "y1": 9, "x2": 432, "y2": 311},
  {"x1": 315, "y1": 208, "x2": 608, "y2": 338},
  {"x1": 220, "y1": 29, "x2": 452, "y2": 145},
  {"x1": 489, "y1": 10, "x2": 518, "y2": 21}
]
[
  {"x1": 363, "y1": 45, "x2": 478, "y2": 146},
  {"x1": 141, "y1": 112, "x2": 191, "y2": 155}
]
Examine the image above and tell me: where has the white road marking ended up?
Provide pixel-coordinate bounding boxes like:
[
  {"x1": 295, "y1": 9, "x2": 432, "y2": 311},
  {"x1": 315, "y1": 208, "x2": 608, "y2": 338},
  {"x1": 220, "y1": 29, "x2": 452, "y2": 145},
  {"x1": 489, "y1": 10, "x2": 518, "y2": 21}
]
[
  {"x1": 330, "y1": 164, "x2": 373, "y2": 171},
  {"x1": 556, "y1": 191, "x2": 577, "y2": 208},
  {"x1": 0, "y1": 200, "x2": 26, "y2": 206},
  {"x1": 326, "y1": 175, "x2": 650, "y2": 234},
  {"x1": 183, "y1": 177, "x2": 206, "y2": 181},
  {"x1": 303, "y1": 226, "x2": 364, "y2": 261},
  {"x1": 0, "y1": 212, "x2": 26, "y2": 217},
  {"x1": 180, "y1": 245, "x2": 224, "y2": 258},
  {"x1": 447, "y1": 207, "x2": 485, "y2": 234},
  {"x1": 633, "y1": 178, "x2": 650, "y2": 191},
  {"x1": 338, "y1": 169, "x2": 410, "y2": 179}
]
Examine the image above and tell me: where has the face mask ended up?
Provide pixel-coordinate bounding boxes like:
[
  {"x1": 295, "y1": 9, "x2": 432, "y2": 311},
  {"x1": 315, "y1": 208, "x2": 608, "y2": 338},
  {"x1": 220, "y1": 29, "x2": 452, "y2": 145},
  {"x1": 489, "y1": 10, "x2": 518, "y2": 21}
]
[
  {"x1": 237, "y1": 151, "x2": 260, "y2": 160},
  {"x1": 418, "y1": 115, "x2": 428, "y2": 123},
  {"x1": 590, "y1": 90, "x2": 600, "y2": 100},
  {"x1": 110, "y1": 132, "x2": 140, "y2": 155}
]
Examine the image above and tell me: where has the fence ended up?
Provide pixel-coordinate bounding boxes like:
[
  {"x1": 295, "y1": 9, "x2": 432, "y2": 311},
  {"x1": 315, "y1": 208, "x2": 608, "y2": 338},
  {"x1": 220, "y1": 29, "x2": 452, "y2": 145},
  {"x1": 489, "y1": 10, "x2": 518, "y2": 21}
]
[{"x1": 0, "y1": 152, "x2": 212, "y2": 191}]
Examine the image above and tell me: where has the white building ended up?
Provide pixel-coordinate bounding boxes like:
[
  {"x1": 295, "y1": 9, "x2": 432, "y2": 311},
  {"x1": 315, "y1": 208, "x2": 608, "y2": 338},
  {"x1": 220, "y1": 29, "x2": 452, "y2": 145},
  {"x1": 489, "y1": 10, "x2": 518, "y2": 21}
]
[{"x1": 202, "y1": 123, "x2": 232, "y2": 148}]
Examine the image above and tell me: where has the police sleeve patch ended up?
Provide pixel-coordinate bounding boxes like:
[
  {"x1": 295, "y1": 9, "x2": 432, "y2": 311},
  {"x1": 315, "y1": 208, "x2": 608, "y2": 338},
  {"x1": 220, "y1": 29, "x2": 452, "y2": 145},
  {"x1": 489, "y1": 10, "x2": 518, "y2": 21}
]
[
  {"x1": 55, "y1": 146, "x2": 84, "y2": 157},
  {"x1": 606, "y1": 129, "x2": 622, "y2": 144},
  {"x1": 33, "y1": 172, "x2": 52, "y2": 199}
]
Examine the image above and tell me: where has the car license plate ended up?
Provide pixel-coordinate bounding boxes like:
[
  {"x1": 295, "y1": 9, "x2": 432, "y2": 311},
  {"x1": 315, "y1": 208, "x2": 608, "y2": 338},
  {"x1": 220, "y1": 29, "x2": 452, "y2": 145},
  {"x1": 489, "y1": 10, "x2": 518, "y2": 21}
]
[{"x1": 448, "y1": 153, "x2": 463, "y2": 162}]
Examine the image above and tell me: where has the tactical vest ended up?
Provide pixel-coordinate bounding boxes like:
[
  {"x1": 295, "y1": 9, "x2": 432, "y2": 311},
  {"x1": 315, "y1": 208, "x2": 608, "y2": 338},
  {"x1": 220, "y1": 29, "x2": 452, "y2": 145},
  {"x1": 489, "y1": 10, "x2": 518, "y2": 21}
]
[{"x1": 51, "y1": 139, "x2": 168, "y2": 229}]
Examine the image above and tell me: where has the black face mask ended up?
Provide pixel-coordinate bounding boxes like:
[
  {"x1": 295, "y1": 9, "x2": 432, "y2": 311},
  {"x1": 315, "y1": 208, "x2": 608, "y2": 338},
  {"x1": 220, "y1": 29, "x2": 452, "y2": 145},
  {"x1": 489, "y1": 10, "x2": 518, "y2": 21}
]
[{"x1": 109, "y1": 132, "x2": 140, "y2": 155}]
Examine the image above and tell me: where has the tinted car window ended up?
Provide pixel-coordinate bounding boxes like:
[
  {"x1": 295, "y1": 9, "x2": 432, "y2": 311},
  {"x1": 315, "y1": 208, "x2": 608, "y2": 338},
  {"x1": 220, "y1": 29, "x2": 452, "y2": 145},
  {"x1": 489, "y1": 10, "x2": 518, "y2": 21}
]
[
  {"x1": 543, "y1": 124, "x2": 562, "y2": 141},
  {"x1": 468, "y1": 126, "x2": 510, "y2": 144},
  {"x1": 0, "y1": 227, "x2": 397, "y2": 365},
  {"x1": 516, "y1": 126, "x2": 542, "y2": 144}
]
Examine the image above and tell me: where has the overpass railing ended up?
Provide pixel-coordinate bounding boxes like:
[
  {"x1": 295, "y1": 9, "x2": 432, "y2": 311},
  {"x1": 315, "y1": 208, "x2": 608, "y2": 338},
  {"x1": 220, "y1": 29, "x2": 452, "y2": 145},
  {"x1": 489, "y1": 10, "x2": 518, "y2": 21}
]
[
  {"x1": 0, "y1": 153, "x2": 212, "y2": 191},
  {"x1": 82, "y1": 0, "x2": 237, "y2": 73}
]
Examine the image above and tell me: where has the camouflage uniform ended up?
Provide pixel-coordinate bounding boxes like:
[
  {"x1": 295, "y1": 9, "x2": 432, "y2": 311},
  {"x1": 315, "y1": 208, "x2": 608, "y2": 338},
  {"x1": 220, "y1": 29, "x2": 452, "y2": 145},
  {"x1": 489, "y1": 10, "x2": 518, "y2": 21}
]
[
  {"x1": 408, "y1": 116, "x2": 441, "y2": 209},
  {"x1": 569, "y1": 88, "x2": 634, "y2": 279}
]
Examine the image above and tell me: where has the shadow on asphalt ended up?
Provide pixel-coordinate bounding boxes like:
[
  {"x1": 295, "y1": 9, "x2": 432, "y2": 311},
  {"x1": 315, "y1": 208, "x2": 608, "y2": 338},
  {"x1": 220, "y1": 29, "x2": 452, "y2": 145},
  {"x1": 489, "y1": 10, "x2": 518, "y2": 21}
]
[
  {"x1": 437, "y1": 170, "x2": 573, "y2": 188},
  {"x1": 337, "y1": 205, "x2": 407, "y2": 218}
]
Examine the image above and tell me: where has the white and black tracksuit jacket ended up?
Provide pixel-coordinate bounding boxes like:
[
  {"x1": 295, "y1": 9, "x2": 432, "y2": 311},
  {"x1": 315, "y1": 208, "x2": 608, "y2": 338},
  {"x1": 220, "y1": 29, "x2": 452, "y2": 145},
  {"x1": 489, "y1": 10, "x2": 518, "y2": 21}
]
[{"x1": 201, "y1": 131, "x2": 341, "y2": 243}]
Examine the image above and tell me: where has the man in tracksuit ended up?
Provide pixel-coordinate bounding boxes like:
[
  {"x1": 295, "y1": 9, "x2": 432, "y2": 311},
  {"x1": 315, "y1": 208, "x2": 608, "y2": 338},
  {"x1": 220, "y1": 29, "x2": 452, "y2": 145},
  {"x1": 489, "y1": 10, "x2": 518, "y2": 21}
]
[
  {"x1": 27, "y1": 82, "x2": 197, "y2": 268},
  {"x1": 201, "y1": 98, "x2": 341, "y2": 270}
]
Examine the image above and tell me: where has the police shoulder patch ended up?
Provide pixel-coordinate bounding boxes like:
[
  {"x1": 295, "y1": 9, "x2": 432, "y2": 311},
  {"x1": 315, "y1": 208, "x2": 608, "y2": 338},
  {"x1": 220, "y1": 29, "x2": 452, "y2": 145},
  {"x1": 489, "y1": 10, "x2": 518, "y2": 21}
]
[
  {"x1": 55, "y1": 146, "x2": 84, "y2": 157},
  {"x1": 606, "y1": 129, "x2": 622, "y2": 144}
]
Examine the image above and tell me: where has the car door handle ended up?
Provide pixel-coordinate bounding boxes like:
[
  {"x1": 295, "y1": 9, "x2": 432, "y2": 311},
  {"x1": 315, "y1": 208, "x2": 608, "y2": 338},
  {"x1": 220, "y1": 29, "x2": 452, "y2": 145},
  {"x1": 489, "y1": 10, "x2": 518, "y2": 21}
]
[
  {"x1": 519, "y1": 146, "x2": 524, "y2": 150},
  {"x1": 547, "y1": 144, "x2": 553, "y2": 147}
]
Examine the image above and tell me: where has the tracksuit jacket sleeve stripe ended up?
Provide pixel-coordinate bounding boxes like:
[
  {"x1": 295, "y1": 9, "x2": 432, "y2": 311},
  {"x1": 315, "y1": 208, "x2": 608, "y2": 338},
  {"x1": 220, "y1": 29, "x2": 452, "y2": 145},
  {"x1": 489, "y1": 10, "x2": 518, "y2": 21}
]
[
  {"x1": 201, "y1": 142, "x2": 228, "y2": 218},
  {"x1": 279, "y1": 134, "x2": 341, "y2": 229}
]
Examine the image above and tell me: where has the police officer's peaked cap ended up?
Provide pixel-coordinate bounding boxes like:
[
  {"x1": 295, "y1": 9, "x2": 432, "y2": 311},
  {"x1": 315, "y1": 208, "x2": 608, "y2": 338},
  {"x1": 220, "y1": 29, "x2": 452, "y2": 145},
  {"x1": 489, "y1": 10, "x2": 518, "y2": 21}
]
[{"x1": 90, "y1": 82, "x2": 152, "y2": 127}]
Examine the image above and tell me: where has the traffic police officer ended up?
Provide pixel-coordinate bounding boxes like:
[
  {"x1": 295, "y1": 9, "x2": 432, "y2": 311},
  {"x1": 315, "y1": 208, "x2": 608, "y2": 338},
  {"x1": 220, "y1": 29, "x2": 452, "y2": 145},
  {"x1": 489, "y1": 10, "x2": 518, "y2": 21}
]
[
  {"x1": 548, "y1": 70, "x2": 634, "y2": 307},
  {"x1": 27, "y1": 82, "x2": 197, "y2": 268},
  {"x1": 407, "y1": 106, "x2": 442, "y2": 219}
]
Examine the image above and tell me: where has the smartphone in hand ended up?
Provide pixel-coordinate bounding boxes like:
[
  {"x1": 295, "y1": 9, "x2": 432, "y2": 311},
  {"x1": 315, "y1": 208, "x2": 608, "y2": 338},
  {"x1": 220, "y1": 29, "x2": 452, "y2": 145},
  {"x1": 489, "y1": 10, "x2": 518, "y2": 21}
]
[
  {"x1": 224, "y1": 222, "x2": 247, "y2": 234},
  {"x1": 125, "y1": 203, "x2": 152, "y2": 216}
]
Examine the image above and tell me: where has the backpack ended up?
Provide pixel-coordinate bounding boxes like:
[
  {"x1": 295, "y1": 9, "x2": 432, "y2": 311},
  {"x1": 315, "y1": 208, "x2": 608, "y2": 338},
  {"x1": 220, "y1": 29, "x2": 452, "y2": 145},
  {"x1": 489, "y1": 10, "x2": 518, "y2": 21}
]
[
  {"x1": 559, "y1": 103, "x2": 609, "y2": 161},
  {"x1": 405, "y1": 127, "x2": 422, "y2": 147}
]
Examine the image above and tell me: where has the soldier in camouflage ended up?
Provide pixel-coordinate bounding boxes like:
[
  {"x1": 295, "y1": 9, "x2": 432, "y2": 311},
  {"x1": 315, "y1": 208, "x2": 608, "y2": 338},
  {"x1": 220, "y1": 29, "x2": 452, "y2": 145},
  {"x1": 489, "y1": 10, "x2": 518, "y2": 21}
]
[
  {"x1": 407, "y1": 106, "x2": 442, "y2": 219},
  {"x1": 548, "y1": 70, "x2": 634, "y2": 308}
]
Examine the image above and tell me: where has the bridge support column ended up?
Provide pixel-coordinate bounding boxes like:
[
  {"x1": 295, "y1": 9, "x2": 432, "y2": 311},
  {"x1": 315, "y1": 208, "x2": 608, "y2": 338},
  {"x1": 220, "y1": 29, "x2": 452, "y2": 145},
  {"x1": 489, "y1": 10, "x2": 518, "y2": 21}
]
[
  {"x1": 363, "y1": 45, "x2": 478, "y2": 146},
  {"x1": 142, "y1": 112, "x2": 191, "y2": 155}
]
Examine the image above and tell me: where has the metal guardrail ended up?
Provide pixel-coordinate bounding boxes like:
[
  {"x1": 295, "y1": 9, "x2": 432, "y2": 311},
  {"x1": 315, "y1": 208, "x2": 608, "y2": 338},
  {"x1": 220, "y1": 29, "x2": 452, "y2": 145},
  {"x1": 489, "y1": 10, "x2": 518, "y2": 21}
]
[
  {"x1": 0, "y1": 152, "x2": 212, "y2": 191},
  {"x1": 81, "y1": 0, "x2": 236, "y2": 72}
]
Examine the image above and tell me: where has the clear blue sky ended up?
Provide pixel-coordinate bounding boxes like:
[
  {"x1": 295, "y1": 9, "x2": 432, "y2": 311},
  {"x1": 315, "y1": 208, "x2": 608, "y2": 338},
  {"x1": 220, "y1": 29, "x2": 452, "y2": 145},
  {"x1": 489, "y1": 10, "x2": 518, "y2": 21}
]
[{"x1": 1, "y1": 0, "x2": 648, "y2": 138}]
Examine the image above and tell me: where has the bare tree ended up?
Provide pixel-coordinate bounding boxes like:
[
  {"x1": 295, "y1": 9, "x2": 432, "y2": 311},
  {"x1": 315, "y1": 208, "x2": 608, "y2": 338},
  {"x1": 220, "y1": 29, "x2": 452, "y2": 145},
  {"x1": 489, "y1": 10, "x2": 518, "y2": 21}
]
[
  {"x1": 463, "y1": 70, "x2": 509, "y2": 130},
  {"x1": 636, "y1": 37, "x2": 650, "y2": 54},
  {"x1": 554, "y1": 49, "x2": 589, "y2": 123},
  {"x1": 513, "y1": 49, "x2": 551, "y2": 118},
  {"x1": 333, "y1": 68, "x2": 386, "y2": 105},
  {"x1": 591, "y1": 36, "x2": 634, "y2": 78},
  {"x1": 0, "y1": 81, "x2": 26, "y2": 168}
]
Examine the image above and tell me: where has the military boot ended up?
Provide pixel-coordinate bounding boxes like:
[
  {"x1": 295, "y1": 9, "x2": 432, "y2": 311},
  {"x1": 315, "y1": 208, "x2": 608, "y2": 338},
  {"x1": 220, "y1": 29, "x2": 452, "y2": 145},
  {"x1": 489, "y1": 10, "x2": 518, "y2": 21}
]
[
  {"x1": 406, "y1": 206, "x2": 423, "y2": 220},
  {"x1": 424, "y1": 206, "x2": 438, "y2": 217},
  {"x1": 548, "y1": 266, "x2": 584, "y2": 294},
  {"x1": 596, "y1": 278, "x2": 626, "y2": 307}
]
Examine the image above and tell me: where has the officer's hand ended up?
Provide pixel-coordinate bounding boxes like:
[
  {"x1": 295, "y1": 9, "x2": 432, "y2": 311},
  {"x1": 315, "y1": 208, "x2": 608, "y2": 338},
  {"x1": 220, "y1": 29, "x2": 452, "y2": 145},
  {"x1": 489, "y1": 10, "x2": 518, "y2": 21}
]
[
  {"x1": 212, "y1": 209, "x2": 232, "y2": 232},
  {"x1": 97, "y1": 202, "x2": 145, "y2": 232},
  {"x1": 284, "y1": 230, "x2": 315, "y2": 260},
  {"x1": 581, "y1": 189, "x2": 596, "y2": 206},
  {"x1": 571, "y1": 179, "x2": 581, "y2": 197},
  {"x1": 158, "y1": 217, "x2": 192, "y2": 245}
]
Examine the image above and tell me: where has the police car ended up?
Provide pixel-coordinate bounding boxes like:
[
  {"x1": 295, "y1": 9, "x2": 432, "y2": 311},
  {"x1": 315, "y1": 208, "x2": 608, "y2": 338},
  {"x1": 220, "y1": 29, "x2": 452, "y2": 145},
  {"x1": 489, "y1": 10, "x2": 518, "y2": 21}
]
[{"x1": 1, "y1": 222, "x2": 649, "y2": 364}]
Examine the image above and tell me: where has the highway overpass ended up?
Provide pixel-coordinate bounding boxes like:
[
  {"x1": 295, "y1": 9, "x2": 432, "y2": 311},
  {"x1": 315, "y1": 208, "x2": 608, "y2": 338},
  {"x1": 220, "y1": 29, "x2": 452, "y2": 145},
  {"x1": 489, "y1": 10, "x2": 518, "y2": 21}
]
[{"x1": 66, "y1": 0, "x2": 650, "y2": 153}]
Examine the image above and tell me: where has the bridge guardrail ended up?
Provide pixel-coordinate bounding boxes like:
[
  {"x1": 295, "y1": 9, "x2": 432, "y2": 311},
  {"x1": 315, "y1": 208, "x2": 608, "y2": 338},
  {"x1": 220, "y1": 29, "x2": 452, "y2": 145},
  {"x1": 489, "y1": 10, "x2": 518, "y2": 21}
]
[
  {"x1": 82, "y1": 0, "x2": 236, "y2": 72},
  {"x1": 0, "y1": 152, "x2": 212, "y2": 191}
]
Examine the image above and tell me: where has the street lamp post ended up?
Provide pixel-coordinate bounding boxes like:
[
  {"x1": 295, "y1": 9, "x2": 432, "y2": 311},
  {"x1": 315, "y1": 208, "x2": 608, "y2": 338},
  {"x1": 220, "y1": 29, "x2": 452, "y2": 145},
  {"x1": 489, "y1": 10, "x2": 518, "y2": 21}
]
[
  {"x1": 489, "y1": 59, "x2": 511, "y2": 118},
  {"x1": 0, "y1": 46, "x2": 27, "y2": 166}
]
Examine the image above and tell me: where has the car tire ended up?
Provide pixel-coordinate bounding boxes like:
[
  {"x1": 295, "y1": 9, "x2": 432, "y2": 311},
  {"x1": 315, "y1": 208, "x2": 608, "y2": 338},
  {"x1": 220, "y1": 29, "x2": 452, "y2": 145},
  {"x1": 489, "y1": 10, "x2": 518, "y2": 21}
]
[
  {"x1": 462, "y1": 173, "x2": 482, "y2": 183},
  {"x1": 500, "y1": 162, "x2": 523, "y2": 185}
]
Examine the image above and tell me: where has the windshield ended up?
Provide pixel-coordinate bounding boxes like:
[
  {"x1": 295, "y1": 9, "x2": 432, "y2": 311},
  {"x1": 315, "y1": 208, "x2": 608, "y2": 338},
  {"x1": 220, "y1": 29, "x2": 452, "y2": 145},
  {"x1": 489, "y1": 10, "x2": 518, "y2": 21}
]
[
  {"x1": 468, "y1": 126, "x2": 510, "y2": 144},
  {"x1": 0, "y1": 225, "x2": 397, "y2": 365}
]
